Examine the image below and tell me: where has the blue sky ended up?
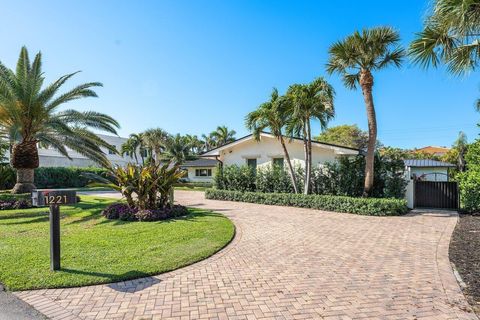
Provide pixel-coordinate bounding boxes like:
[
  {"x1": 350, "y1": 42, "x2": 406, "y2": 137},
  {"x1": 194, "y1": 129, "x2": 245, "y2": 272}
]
[{"x1": 1, "y1": 0, "x2": 478, "y2": 149}]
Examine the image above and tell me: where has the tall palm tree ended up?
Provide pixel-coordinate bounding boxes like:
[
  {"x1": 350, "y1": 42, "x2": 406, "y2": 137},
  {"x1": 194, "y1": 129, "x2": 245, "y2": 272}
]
[
  {"x1": 246, "y1": 88, "x2": 299, "y2": 193},
  {"x1": 142, "y1": 128, "x2": 169, "y2": 163},
  {"x1": 184, "y1": 134, "x2": 203, "y2": 154},
  {"x1": 211, "y1": 126, "x2": 236, "y2": 147},
  {"x1": 327, "y1": 27, "x2": 405, "y2": 196},
  {"x1": 201, "y1": 133, "x2": 216, "y2": 151},
  {"x1": 121, "y1": 133, "x2": 146, "y2": 164},
  {"x1": 285, "y1": 77, "x2": 335, "y2": 194},
  {"x1": 410, "y1": 0, "x2": 480, "y2": 75},
  {"x1": 162, "y1": 134, "x2": 192, "y2": 164},
  {"x1": 0, "y1": 47, "x2": 119, "y2": 193}
]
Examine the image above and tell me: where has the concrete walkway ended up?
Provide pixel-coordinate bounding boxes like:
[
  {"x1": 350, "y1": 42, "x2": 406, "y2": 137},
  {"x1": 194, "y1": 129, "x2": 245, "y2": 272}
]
[{"x1": 14, "y1": 191, "x2": 477, "y2": 319}]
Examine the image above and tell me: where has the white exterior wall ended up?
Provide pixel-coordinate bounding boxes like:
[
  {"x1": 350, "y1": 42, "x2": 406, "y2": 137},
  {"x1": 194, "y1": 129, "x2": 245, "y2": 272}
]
[
  {"x1": 216, "y1": 136, "x2": 343, "y2": 168},
  {"x1": 406, "y1": 167, "x2": 449, "y2": 182},
  {"x1": 405, "y1": 180, "x2": 415, "y2": 209},
  {"x1": 186, "y1": 167, "x2": 216, "y2": 183},
  {"x1": 7, "y1": 134, "x2": 136, "y2": 168}
]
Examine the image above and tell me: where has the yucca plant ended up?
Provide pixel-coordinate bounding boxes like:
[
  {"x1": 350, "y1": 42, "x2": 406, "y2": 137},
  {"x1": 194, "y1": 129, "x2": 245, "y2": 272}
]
[{"x1": 0, "y1": 47, "x2": 119, "y2": 193}]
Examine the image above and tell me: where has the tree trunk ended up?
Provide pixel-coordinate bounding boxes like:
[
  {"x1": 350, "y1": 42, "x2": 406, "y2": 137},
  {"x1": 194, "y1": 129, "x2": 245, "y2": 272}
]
[
  {"x1": 12, "y1": 168, "x2": 36, "y2": 194},
  {"x1": 279, "y1": 136, "x2": 299, "y2": 194},
  {"x1": 359, "y1": 69, "x2": 377, "y2": 197},
  {"x1": 302, "y1": 125, "x2": 310, "y2": 194},
  {"x1": 11, "y1": 141, "x2": 39, "y2": 194}
]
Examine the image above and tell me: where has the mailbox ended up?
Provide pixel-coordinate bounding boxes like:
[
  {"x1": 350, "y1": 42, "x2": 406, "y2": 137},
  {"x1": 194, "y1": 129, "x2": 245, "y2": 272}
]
[{"x1": 32, "y1": 189, "x2": 77, "y2": 207}]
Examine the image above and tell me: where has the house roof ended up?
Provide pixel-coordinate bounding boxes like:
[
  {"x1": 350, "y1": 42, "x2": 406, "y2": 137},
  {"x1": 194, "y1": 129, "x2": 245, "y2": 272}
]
[
  {"x1": 404, "y1": 159, "x2": 455, "y2": 168},
  {"x1": 181, "y1": 158, "x2": 219, "y2": 167},
  {"x1": 200, "y1": 132, "x2": 361, "y2": 156}
]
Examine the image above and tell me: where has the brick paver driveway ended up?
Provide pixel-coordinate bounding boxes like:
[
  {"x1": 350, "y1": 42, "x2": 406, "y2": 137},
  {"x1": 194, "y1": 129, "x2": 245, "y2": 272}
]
[{"x1": 16, "y1": 191, "x2": 477, "y2": 320}]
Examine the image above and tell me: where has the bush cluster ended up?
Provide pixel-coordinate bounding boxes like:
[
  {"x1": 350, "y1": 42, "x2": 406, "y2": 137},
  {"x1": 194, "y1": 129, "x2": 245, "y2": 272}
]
[
  {"x1": 34, "y1": 167, "x2": 112, "y2": 189},
  {"x1": 0, "y1": 193, "x2": 32, "y2": 210},
  {"x1": 458, "y1": 140, "x2": 480, "y2": 213},
  {"x1": 214, "y1": 155, "x2": 407, "y2": 199},
  {"x1": 102, "y1": 203, "x2": 188, "y2": 221},
  {"x1": 205, "y1": 189, "x2": 408, "y2": 216}
]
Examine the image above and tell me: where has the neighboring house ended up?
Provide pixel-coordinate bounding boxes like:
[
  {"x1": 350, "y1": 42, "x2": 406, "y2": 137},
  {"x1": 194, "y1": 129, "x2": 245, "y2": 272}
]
[
  {"x1": 7, "y1": 134, "x2": 134, "y2": 168},
  {"x1": 413, "y1": 146, "x2": 450, "y2": 157},
  {"x1": 181, "y1": 159, "x2": 218, "y2": 183},
  {"x1": 403, "y1": 159, "x2": 456, "y2": 208},
  {"x1": 195, "y1": 132, "x2": 360, "y2": 182}
]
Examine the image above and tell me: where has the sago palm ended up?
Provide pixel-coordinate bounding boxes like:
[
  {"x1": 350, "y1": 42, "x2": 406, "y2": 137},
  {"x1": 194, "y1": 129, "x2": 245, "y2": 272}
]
[
  {"x1": 285, "y1": 77, "x2": 335, "y2": 194},
  {"x1": 327, "y1": 27, "x2": 405, "y2": 196},
  {"x1": 410, "y1": 0, "x2": 480, "y2": 74},
  {"x1": 0, "y1": 47, "x2": 119, "y2": 193},
  {"x1": 245, "y1": 88, "x2": 299, "y2": 193}
]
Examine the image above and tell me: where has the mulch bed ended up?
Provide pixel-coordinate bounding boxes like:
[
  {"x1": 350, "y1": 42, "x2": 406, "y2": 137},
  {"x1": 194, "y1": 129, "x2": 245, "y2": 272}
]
[{"x1": 450, "y1": 214, "x2": 480, "y2": 315}]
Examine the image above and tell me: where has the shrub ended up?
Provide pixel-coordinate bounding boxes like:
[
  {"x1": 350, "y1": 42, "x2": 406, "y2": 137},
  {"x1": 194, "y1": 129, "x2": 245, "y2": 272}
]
[
  {"x1": 205, "y1": 189, "x2": 408, "y2": 216},
  {"x1": 457, "y1": 140, "x2": 480, "y2": 213},
  {"x1": 0, "y1": 164, "x2": 15, "y2": 190},
  {"x1": 0, "y1": 193, "x2": 32, "y2": 210},
  {"x1": 215, "y1": 165, "x2": 256, "y2": 192},
  {"x1": 34, "y1": 167, "x2": 112, "y2": 189},
  {"x1": 102, "y1": 203, "x2": 188, "y2": 222},
  {"x1": 102, "y1": 203, "x2": 137, "y2": 220}
]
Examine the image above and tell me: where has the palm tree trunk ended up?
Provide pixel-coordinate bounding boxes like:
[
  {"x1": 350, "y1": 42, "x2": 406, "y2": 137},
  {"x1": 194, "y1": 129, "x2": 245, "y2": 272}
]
[
  {"x1": 302, "y1": 124, "x2": 310, "y2": 195},
  {"x1": 11, "y1": 141, "x2": 39, "y2": 194},
  {"x1": 306, "y1": 120, "x2": 313, "y2": 195},
  {"x1": 279, "y1": 136, "x2": 299, "y2": 193},
  {"x1": 360, "y1": 69, "x2": 377, "y2": 197}
]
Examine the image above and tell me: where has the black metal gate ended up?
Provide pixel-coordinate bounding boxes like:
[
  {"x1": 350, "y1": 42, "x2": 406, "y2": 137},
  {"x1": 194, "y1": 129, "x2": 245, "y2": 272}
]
[{"x1": 414, "y1": 181, "x2": 459, "y2": 209}]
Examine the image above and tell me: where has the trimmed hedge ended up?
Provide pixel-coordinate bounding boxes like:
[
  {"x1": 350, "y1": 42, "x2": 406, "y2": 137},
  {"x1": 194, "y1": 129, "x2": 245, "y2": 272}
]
[
  {"x1": 205, "y1": 189, "x2": 408, "y2": 216},
  {"x1": 34, "y1": 167, "x2": 112, "y2": 188}
]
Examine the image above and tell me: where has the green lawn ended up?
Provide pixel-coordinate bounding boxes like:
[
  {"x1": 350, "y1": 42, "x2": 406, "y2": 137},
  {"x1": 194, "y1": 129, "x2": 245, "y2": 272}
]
[{"x1": 0, "y1": 196, "x2": 234, "y2": 291}]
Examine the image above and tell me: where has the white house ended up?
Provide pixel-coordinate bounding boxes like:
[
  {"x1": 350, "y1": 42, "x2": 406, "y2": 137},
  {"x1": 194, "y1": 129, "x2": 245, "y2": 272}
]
[
  {"x1": 192, "y1": 132, "x2": 360, "y2": 182},
  {"x1": 181, "y1": 158, "x2": 219, "y2": 183},
  {"x1": 6, "y1": 134, "x2": 135, "y2": 168}
]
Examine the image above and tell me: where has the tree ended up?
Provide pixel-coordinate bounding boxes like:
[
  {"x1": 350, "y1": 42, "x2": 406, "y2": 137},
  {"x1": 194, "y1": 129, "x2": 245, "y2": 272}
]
[
  {"x1": 409, "y1": 0, "x2": 480, "y2": 75},
  {"x1": 0, "y1": 47, "x2": 119, "y2": 193},
  {"x1": 201, "y1": 133, "x2": 216, "y2": 151},
  {"x1": 442, "y1": 131, "x2": 468, "y2": 172},
  {"x1": 211, "y1": 126, "x2": 236, "y2": 147},
  {"x1": 121, "y1": 133, "x2": 146, "y2": 164},
  {"x1": 285, "y1": 77, "x2": 335, "y2": 194},
  {"x1": 245, "y1": 88, "x2": 299, "y2": 193},
  {"x1": 162, "y1": 134, "x2": 192, "y2": 164},
  {"x1": 142, "y1": 128, "x2": 169, "y2": 163},
  {"x1": 184, "y1": 134, "x2": 203, "y2": 154},
  {"x1": 315, "y1": 124, "x2": 369, "y2": 150},
  {"x1": 327, "y1": 27, "x2": 405, "y2": 196}
]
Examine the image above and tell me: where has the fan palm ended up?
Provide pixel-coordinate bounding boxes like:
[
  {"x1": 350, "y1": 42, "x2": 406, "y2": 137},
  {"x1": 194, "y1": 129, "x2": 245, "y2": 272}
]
[
  {"x1": 0, "y1": 47, "x2": 119, "y2": 193},
  {"x1": 142, "y1": 128, "x2": 169, "y2": 163},
  {"x1": 246, "y1": 88, "x2": 299, "y2": 193},
  {"x1": 211, "y1": 126, "x2": 236, "y2": 147},
  {"x1": 410, "y1": 0, "x2": 480, "y2": 75},
  {"x1": 327, "y1": 27, "x2": 405, "y2": 196},
  {"x1": 284, "y1": 77, "x2": 335, "y2": 194}
]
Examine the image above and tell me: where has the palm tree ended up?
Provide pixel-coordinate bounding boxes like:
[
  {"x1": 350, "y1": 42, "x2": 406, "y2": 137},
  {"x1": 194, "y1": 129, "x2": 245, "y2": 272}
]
[
  {"x1": 162, "y1": 134, "x2": 192, "y2": 164},
  {"x1": 327, "y1": 27, "x2": 405, "y2": 196},
  {"x1": 211, "y1": 126, "x2": 236, "y2": 147},
  {"x1": 142, "y1": 128, "x2": 169, "y2": 163},
  {"x1": 409, "y1": 0, "x2": 480, "y2": 75},
  {"x1": 201, "y1": 133, "x2": 216, "y2": 151},
  {"x1": 0, "y1": 47, "x2": 119, "y2": 193},
  {"x1": 246, "y1": 88, "x2": 299, "y2": 193},
  {"x1": 184, "y1": 134, "x2": 203, "y2": 154},
  {"x1": 121, "y1": 133, "x2": 146, "y2": 164},
  {"x1": 285, "y1": 77, "x2": 335, "y2": 194}
]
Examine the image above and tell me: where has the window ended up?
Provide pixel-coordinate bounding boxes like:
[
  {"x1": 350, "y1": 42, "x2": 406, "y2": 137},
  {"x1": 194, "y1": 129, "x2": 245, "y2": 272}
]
[
  {"x1": 273, "y1": 157, "x2": 284, "y2": 168},
  {"x1": 195, "y1": 169, "x2": 212, "y2": 177},
  {"x1": 246, "y1": 158, "x2": 257, "y2": 170}
]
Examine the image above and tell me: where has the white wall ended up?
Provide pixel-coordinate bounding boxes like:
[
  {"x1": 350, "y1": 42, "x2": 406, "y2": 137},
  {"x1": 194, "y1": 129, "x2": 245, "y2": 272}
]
[
  {"x1": 186, "y1": 167, "x2": 216, "y2": 183},
  {"x1": 405, "y1": 180, "x2": 415, "y2": 209},
  {"x1": 217, "y1": 135, "x2": 343, "y2": 168}
]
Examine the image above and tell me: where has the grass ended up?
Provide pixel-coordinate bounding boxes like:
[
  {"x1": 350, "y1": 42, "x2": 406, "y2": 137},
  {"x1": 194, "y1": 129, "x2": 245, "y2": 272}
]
[{"x1": 0, "y1": 196, "x2": 234, "y2": 291}]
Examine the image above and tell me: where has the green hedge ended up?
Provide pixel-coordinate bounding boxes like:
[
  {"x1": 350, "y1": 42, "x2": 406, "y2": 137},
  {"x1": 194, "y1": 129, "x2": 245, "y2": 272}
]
[
  {"x1": 34, "y1": 167, "x2": 111, "y2": 189},
  {"x1": 205, "y1": 189, "x2": 408, "y2": 216}
]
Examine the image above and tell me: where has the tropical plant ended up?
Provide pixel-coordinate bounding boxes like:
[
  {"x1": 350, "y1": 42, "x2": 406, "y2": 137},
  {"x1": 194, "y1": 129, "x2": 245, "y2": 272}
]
[
  {"x1": 0, "y1": 47, "x2": 119, "y2": 193},
  {"x1": 284, "y1": 77, "x2": 335, "y2": 194},
  {"x1": 210, "y1": 126, "x2": 236, "y2": 147},
  {"x1": 201, "y1": 133, "x2": 216, "y2": 151},
  {"x1": 327, "y1": 27, "x2": 405, "y2": 196},
  {"x1": 121, "y1": 133, "x2": 147, "y2": 164},
  {"x1": 245, "y1": 88, "x2": 299, "y2": 193},
  {"x1": 88, "y1": 162, "x2": 183, "y2": 210},
  {"x1": 441, "y1": 131, "x2": 468, "y2": 173},
  {"x1": 142, "y1": 128, "x2": 169, "y2": 163},
  {"x1": 184, "y1": 134, "x2": 204, "y2": 154},
  {"x1": 162, "y1": 134, "x2": 192, "y2": 164},
  {"x1": 409, "y1": 0, "x2": 480, "y2": 75}
]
